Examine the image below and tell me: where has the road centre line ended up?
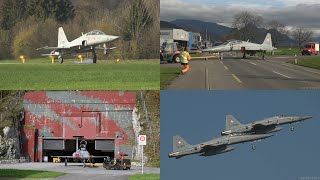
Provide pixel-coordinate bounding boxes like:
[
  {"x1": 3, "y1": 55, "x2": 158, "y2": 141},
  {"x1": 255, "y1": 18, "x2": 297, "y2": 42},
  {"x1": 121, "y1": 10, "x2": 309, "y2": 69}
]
[{"x1": 272, "y1": 71, "x2": 291, "y2": 78}]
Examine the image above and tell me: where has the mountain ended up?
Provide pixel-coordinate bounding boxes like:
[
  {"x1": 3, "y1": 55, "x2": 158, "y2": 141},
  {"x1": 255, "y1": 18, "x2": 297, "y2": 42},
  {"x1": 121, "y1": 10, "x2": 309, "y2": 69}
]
[
  {"x1": 169, "y1": 19, "x2": 234, "y2": 41},
  {"x1": 313, "y1": 37, "x2": 320, "y2": 42},
  {"x1": 160, "y1": 21, "x2": 181, "y2": 29},
  {"x1": 171, "y1": 19, "x2": 233, "y2": 36}
]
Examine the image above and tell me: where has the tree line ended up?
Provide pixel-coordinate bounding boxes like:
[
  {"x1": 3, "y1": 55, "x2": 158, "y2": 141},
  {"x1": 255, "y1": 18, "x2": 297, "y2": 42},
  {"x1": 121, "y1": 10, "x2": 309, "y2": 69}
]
[
  {"x1": 226, "y1": 11, "x2": 314, "y2": 48},
  {"x1": 0, "y1": 0, "x2": 159, "y2": 60}
]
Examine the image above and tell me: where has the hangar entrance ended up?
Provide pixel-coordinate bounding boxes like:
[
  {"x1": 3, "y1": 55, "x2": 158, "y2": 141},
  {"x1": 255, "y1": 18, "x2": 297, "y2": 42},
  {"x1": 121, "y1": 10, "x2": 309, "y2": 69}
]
[{"x1": 42, "y1": 139, "x2": 115, "y2": 163}]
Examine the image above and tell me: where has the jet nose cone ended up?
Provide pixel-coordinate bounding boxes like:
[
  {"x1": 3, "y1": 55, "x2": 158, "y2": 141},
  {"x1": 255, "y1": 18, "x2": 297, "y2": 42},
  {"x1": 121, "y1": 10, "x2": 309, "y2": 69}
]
[
  {"x1": 300, "y1": 116, "x2": 312, "y2": 121},
  {"x1": 112, "y1": 36, "x2": 120, "y2": 40}
]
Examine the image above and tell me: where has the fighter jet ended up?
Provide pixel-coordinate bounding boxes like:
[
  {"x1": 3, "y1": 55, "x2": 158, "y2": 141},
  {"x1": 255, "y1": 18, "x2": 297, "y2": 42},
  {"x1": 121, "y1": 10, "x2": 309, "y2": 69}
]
[
  {"x1": 202, "y1": 33, "x2": 276, "y2": 60},
  {"x1": 168, "y1": 133, "x2": 274, "y2": 159},
  {"x1": 221, "y1": 115, "x2": 312, "y2": 136},
  {"x1": 51, "y1": 136, "x2": 108, "y2": 167},
  {"x1": 37, "y1": 27, "x2": 120, "y2": 63}
]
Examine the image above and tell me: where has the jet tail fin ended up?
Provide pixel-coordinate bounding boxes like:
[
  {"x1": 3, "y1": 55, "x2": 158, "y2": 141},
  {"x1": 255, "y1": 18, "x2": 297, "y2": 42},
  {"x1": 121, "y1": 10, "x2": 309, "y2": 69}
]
[
  {"x1": 226, "y1": 115, "x2": 243, "y2": 130},
  {"x1": 58, "y1": 27, "x2": 69, "y2": 47},
  {"x1": 262, "y1": 33, "x2": 272, "y2": 47},
  {"x1": 173, "y1": 135, "x2": 191, "y2": 152}
]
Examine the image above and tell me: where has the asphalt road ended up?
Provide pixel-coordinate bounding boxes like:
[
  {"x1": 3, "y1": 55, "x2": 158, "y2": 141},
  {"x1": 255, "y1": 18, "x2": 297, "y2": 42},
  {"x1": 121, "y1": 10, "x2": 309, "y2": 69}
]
[
  {"x1": 161, "y1": 55, "x2": 320, "y2": 90},
  {"x1": 0, "y1": 163, "x2": 160, "y2": 180}
]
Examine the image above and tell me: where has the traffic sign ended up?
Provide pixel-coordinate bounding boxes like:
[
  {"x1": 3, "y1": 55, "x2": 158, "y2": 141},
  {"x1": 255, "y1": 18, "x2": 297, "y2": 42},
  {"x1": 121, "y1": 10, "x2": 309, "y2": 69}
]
[{"x1": 138, "y1": 135, "x2": 146, "y2": 145}]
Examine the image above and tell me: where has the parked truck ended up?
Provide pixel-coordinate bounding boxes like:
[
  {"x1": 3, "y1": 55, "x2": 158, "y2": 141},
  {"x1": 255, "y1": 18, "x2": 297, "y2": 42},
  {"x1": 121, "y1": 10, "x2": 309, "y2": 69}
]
[{"x1": 302, "y1": 42, "x2": 319, "y2": 55}]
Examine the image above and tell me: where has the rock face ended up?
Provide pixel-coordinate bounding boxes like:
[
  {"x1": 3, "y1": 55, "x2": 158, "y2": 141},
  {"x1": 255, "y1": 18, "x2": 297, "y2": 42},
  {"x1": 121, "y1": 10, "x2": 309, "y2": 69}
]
[
  {"x1": 0, "y1": 128, "x2": 17, "y2": 159},
  {"x1": 132, "y1": 107, "x2": 142, "y2": 160}
]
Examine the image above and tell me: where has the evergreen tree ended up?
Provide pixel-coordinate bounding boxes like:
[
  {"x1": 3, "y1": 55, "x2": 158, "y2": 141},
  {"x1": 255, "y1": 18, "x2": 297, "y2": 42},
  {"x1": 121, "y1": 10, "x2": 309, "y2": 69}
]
[
  {"x1": 0, "y1": 0, "x2": 28, "y2": 30},
  {"x1": 29, "y1": 0, "x2": 75, "y2": 23}
]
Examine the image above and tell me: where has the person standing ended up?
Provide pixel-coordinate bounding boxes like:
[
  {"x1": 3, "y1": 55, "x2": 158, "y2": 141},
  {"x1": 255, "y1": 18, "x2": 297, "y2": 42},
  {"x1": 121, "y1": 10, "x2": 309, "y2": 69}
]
[{"x1": 180, "y1": 47, "x2": 191, "y2": 74}]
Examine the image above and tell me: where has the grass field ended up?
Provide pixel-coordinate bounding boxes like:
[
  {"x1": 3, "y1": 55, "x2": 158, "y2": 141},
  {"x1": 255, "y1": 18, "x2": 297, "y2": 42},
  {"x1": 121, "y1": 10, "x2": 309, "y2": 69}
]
[
  {"x1": 128, "y1": 174, "x2": 160, "y2": 180},
  {"x1": 0, "y1": 58, "x2": 159, "y2": 90},
  {"x1": 0, "y1": 169, "x2": 65, "y2": 178},
  {"x1": 297, "y1": 56, "x2": 320, "y2": 70},
  {"x1": 273, "y1": 47, "x2": 301, "y2": 55},
  {"x1": 160, "y1": 68, "x2": 180, "y2": 89}
]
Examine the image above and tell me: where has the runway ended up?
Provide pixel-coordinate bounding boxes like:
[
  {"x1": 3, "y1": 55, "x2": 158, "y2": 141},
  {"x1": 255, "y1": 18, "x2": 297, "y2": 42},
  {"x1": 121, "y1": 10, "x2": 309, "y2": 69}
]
[{"x1": 161, "y1": 56, "x2": 320, "y2": 90}]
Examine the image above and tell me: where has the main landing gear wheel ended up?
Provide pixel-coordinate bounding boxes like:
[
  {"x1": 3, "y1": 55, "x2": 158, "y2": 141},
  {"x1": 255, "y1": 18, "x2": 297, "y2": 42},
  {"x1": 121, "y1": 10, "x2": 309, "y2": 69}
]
[
  {"x1": 262, "y1": 51, "x2": 266, "y2": 60},
  {"x1": 243, "y1": 53, "x2": 246, "y2": 59},
  {"x1": 59, "y1": 57, "x2": 64, "y2": 64},
  {"x1": 92, "y1": 50, "x2": 97, "y2": 64}
]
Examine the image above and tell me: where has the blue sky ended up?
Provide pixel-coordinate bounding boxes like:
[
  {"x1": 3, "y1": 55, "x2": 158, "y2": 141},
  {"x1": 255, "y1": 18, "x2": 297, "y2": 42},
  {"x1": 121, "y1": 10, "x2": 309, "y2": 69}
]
[{"x1": 161, "y1": 90, "x2": 320, "y2": 180}]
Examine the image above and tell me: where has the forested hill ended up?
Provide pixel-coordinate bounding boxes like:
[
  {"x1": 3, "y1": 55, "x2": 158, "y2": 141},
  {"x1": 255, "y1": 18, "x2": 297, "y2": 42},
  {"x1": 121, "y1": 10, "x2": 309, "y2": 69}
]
[{"x1": 0, "y1": 0, "x2": 159, "y2": 60}]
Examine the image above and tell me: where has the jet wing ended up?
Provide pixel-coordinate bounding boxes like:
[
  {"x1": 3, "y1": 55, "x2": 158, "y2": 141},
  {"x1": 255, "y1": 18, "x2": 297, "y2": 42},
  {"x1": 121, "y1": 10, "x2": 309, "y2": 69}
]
[
  {"x1": 202, "y1": 144, "x2": 226, "y2": 151},
  {"x1": 37, "y1": 46, "x2": 70, "y2": 50},
  {"x1": 95, "y1": 46, "x2": 117, "y2": 50},
  {"x1": 51, "y1": 155, "x2": 74, "y2": 158},
  {"x1": 251, "y1": 123, "x2": 275, "y2": 131},
  {"x1": 200, "y1": 144, "x2": 232, "y2": 156},
  {"x1": 89, "y1": 155, "x2": 110, "y2": 158}
]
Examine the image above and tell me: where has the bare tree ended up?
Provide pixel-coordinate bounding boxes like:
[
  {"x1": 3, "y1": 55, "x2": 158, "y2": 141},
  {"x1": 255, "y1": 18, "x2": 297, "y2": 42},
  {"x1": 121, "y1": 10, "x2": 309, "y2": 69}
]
[
  {"x1": 291, "y1": 26, "x2": 314, "y2": 49},
  {"x1": 121, "y1": 0, "x2": 153, "y2": 41},
  {"x1": 232, "y1": 11, "x2": 263, "y2": 41},
  {"x1": 267, "y1": 20, "x2": 288, "y2": 46}
]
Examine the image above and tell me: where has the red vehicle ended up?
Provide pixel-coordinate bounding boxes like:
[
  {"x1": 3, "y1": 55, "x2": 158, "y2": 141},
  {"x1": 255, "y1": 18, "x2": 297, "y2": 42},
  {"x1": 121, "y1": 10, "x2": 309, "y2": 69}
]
[
  {"x1": 160, "y1": 42, "x2": 181, "y2": 63},
  {"x1": 302, "y1": 42, "x2": 319, "y2": 55}
]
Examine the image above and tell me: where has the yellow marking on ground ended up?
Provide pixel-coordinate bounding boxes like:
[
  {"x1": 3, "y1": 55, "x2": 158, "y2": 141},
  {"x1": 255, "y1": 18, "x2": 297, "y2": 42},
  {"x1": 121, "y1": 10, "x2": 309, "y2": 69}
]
[
  {"x1": 224, "y1": 65, "x2": 228, "y2": 70},
  {"x1": 232, "y1": 74, "x2": 242, "y2": 83},
  {"x1": 191, "y1": 56, "x2": 218, "y2": 60},
  {"x1": 84, "y1": 163, "x2": 103, "y2": 167}
]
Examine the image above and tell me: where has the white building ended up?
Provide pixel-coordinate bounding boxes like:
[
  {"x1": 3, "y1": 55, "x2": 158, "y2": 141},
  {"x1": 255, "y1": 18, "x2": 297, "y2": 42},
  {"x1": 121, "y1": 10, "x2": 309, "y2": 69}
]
[{"x1": 160, "y1": 28, "x2": 189, "y2": 47}]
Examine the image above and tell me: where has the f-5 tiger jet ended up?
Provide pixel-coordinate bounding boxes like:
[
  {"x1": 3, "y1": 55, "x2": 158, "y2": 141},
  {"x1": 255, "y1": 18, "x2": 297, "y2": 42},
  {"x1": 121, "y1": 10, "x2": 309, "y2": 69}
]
[{"x1": 37, "y1": 27, "x2": 120, "y2": 63}]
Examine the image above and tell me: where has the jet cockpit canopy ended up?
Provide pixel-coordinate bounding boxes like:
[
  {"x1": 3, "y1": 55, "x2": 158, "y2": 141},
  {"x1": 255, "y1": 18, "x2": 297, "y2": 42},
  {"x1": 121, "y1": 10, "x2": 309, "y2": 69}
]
[{"x1": 86, "y1": 30, "x2": 106, "y2": 36}]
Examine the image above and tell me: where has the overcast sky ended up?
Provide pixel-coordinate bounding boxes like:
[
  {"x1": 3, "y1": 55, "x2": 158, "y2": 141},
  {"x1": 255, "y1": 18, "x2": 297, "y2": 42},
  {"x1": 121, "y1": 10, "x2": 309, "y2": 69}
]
[
  {"x1": 161, "y1": 90, "x2": 320, "y2": 180},
  {"x1": 161, "y1": 0, "x2": 320, "y2": 36}
]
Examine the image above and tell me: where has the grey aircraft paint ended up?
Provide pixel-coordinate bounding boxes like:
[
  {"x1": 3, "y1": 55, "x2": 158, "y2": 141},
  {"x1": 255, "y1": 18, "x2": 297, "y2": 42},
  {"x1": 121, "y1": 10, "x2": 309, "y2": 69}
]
[
  {"x1": 221, "y1": 115, "x2": 312, "y2": 135},
  {"x1": 202, "y1": 33, "x2": 277, "y2": 60},
  {"x1": 168, "y1": 133, "x2": 273, "y2": 159}
]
